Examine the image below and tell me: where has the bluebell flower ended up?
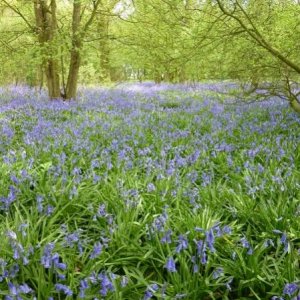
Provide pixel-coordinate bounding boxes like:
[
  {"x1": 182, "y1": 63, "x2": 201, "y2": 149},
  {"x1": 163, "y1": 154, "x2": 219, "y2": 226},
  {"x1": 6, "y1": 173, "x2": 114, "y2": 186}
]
[
  {"x1": 57, "y1": 273, "x2": 66, "y2": 280},
  {"x1": 213, "y1": 225, "x2": 222, "y2": 237},
  {"x1": 6, "y1": 230, "x2": 17, "y2": 240},
  {"x1": 64, "y1": 232, "x2": 80, "y2": 248},
  {"x1": 222, "y1": 225, "x2": 232, "y2": 235},
  {"x1": 281, "y1": 234, "x2": 287, "y2": 244},
  {"x1": 191, "y1": 257, "x2": 199, "y2": 273},
  {"x1": 193, "y1": 263, "x2": 199, "y2": 273},
  {"x1": 45, "y1": 205, "x2": 54, "y2": 216},
  {"x1": 97, "y1": 204, "x2": 107, "y2": 217},
  {"x1": 55, "y1": 283, "x2": 73, "y2": 296},
  {"x1": 212, "y1": 267, "x2": 224, "y2": 279},
  {"x1": 52, "y1": 253, "x2": 67, "y2": 270},
  {"x1": 9, "y1": 263, "x2": 19, "y2": 278},
  {"x1": 240, "y1": 237, "x2": 253, "y2": 255},
  {"x1": 147, "y1": 183, "x2": 156, "y2": 192},
  {"x1": 41, "y1": 243, "x2": 55, "y2": 268},
  {"x1": 194, "y1": 239, "x2": 207, "y2": 264},
  {"x1": 144, "y1": 283, "x2": 159, "y2": 300},
  {"x1": 200, "y1": 251, "x2": 207, "y2": 265},
  {"x1": 283, "y1": 282, "x2": 299, "y2": 296},
  {"x1": 89, "y1": 271, "x2": 98, "y2": 284},
  {"x1": 149, "y1": 283, "x2": 159, "y2": 292},
  {"x1": 240, "y1": 237, "x2": 249, "y2": 247},
  {"x1": 0, "y1": 186, "x2": 17, "y2": 211},
  {"x1": 7, "y1": 282, "x2": 32, "y2": 299},
  {"x1": 164, "y1": 257, "x2": 176, "y2": 272},
  {"x1": 206, "y1": 229, "x2": 215, "y2": 253},
  {"x1": 161, "y1": 229, "x2": 172, "y2": 244},
  {"x1": 79, "y1": 279, "x2": 89, "y2": 298},
  {"x1": 176, "y1": 234, "x2": 188, "y2": 253},
  {"x1": 8, "y1": 282, "x2": 18, "y2": 296},
  {"x1": 280, "y1": 233, "x2": 289, "y2": 252},
  {"x1": 90, "y1": 242, "x2": 102, "y2": 259},
  {"x1": 17, "y1": 224, "x2": 28, "y2": 237},
  {"x1": 99, "y1": 273, "x2": 114, "y2": 296},
  {"x1": 152, "y1": 212, "x2": 168, "y2": 232},
  {"x1": 36, "y1": 195, "x2": 44, "y2": 213},
  {"x1": 19, "y1": 283, "x2": 32, "y2": 294},
  {"x1": 144, "y1": 290, "x2": 153, "y2": 300}
]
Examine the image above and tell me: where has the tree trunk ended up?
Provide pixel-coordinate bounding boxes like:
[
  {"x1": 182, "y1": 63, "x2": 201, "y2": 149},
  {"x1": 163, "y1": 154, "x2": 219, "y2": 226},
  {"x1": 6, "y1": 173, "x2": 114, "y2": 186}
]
[
  {"x1": 45, "y1": 60, "x2": 60, "y2": 98},
  {"x1": 32, "y1": 0, "x2": 100, "y2": 100},
  {"x1": 33, "y1": 0, "x2": 60, "y2": 99},
  {"x1": 98, "y1": 14, "x2": 111, "y2": 82},
  {"x1": 66, "y1": 49, "x2": 81, "y2": 99},
  {"x1": 65, "y1": 1, "x2": 82, "y2": 100}
]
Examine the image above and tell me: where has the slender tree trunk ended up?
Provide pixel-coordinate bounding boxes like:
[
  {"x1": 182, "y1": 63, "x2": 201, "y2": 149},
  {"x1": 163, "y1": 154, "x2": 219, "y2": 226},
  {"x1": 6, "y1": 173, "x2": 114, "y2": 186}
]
[
  {"x1": 98, "y1": 14, "x2": 111, "y2": 82},
  {"x1": 65, "y1": 0, "x2": 101, "y2": 99},
  {"x1": 65, "y1": 1, "x2": 82, "y2": 100},
  {"x1": 33, "y1": 0, "x2": 60, "y2": 99},
  {"x1": 66, "y1": 48, "x2": 81, "y2": 99}
]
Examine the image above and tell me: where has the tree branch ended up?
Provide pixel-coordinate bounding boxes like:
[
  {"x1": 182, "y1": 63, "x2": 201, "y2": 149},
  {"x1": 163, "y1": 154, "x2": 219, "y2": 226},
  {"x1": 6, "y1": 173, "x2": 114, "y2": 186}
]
[{"x1": 215, "y1": 0, "x2": 300, "y2": 75}]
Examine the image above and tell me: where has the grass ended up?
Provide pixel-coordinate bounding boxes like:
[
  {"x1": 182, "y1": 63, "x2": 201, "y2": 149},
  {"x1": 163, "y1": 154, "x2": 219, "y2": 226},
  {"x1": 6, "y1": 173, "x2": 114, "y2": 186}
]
[{"x1": 0, "y1": 83, "x2": 299, "y2": 299}]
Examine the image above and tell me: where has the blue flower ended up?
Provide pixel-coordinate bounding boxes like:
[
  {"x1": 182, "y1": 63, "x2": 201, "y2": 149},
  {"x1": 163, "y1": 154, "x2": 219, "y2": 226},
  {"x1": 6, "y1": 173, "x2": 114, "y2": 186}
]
[
  {"x1": 52, "y1": 253, "x2": 67, "y2": 270},
  {"x1": 240, "y1": 237, "x2": 253, "y2": 255},
  {"x1": 90, "y1": 242, "x2": 102, "y2": 259},
  {"x1": 55, "y1": 283, "x2": 73, "y2": 296},
  {"x1": 41, "y1": 243, "x2": 55, "y2": 268},
  {"x1": 64, "y1": 232, "x2": 80, "y2": 248},
  {"x1": 161, "y1": 229, "x2": 172, "y2": 244},
  {"x1": 144, "y1": 283, "x2": 159, "y2": 300},
  {"x1": 144, "y1": 290, "x2": 153, "y2": 300},
  {"x1": 280, "y1": 233, "x2": 289, "y2": 253},
  {"x1": 8, "y1": 282, "x2": 18, "y2": 296},
  {"x1": 206, "y1": 229, "x2": 215, "y2": 253},
  {"x1": 194, "y1": 239, "x2": 207, "y2": 265},
  {"x1": 164, "y1": 257, "x2": 176, "y2": 272},
  {"x1": 19, "y1": 283, "x2": 32, "y2": 294},
  {"x1": 147, "y1": 183, "x2": 156, "y2": 192},
  {"x1": 222, "y1": 225, "x2": 232, "y2": 235},
  {"x1": 79, "y1": 279, "x2": 89, "y2": 298},
  {"x1": 283, "y1": 283, "x2": 299, "y2": 296},
  {"x1": 99, "y1": 273, "x2": 114, "y2": 296},
  {"x1": 176, "y1": 234, "x2": 188, "y2": 253},
  {"x1": 212, "y1": 267, "x2": 224, "y2": 279}
]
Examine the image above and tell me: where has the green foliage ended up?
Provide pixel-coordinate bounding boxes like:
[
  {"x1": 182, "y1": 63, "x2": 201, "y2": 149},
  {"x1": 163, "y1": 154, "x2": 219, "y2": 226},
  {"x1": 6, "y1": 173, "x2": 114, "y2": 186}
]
[{"x1": 1, "y1": 0, "x2": 300, "y2": 86}]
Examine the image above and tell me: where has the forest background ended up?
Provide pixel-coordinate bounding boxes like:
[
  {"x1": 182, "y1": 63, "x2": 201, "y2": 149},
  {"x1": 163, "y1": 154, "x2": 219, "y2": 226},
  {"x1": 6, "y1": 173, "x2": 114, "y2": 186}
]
[{"x1": 0, "y1": 0, "x2": 300, "y2": 108}]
